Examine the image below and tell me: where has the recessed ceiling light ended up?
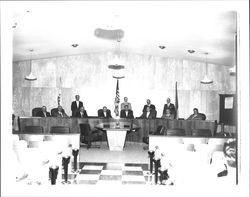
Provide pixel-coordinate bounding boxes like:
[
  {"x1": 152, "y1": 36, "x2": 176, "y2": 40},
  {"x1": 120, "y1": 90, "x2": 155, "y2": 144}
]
[
  {"x1": 71, "y1": 44, "x2": 79, "y2": 48},
  {"x1": 188, "y1": 49, "x2": 195, "y2": 54},
  {"x1": 12, "y1": 22, "x2": 17, "y2": 28},
  {"x1": 159, "y1": 45, "x2": 166, "y2": 49}
]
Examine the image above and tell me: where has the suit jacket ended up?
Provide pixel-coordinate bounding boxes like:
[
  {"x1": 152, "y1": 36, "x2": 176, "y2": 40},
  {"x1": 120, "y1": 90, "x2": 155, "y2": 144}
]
[
  {"x1": 140, "y1": 110, "x2": 157, "y2": 119},
  {"x1": 75, "y1": 110, "x2": 88, "y2": 118},
  {"x1": 98, "y1": 109, "x2": 112, "y2": 118},
  {"x1": 53, "y1": 109, "x2": 68, "y2": 117},
  {"x1": 71, "y1": 101, "x2": 83, "y2": 116},
  {"x1": 120, "y1": 109, "x2": 134, "y2": 119},
  {"x1": 187, "y1": 113, "x2": 205, "y2": 120},
  {"x1": 163, "y1": 103, "x2": 176, "y2": 116},
  {"x1": 142, "y1": 104, "x2": 156, "y2": 112},
  {"x1": 36, "y1": 111, "x2": 51, "y2": 117}
]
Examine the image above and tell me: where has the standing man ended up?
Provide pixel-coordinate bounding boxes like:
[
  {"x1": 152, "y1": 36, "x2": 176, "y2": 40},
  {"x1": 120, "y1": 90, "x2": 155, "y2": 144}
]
[
  {"x1": 162, "y1": 98, "x2": 176, "y2": 118},
  {"x1": 120, "y1": 97, "x2": 132, "y2": 110},
  {"x1": 71, "y1": 95, "x2": 83, "y2": 117},
  {"x1": 142, "y1": 99, "x2": 156, "y2": 113}
]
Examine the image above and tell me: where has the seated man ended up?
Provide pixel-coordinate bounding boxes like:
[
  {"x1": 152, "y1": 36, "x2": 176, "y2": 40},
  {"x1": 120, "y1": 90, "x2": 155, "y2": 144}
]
[
  {"x1": 140, "y1": 106, "x2": 157, "y2": 119},
  {"x1": 187, "y1": 108, "x2": 205, "y2": 120},
  {"x1": 120, "y1": 97, "x2": 132, "y2": 110},
  {"x1": 98, "y1": 106, "x2": 112, "y2": 118},
  {"x1": 36, "y1": 106, "x2": 51, "y2": 117},
  {"x1": 161, "y1": 109, "x2": 174, "y2": 120},
  {"x1": 142, "y1": 99, "x2": 156, "y2": 113},
  {"x1": 53, "y1": 105, "x2": 68, "y2": 117},
  {"x1": 120, "y1": 105, "x2": 134, "y2": 119},
  {"x1": 75, "y1": 106, "x2": 88, "y2": 118}
]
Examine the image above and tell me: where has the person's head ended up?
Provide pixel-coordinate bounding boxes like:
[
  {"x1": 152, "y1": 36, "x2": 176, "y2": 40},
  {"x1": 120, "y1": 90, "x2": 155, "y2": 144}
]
[
  {"x1": 103, "y1": 106, "x2": 107, "y2": 112},
  {"x1": 79, "y1": 106, "x2": 85, "y2": 112},
  {"x1": 124, "y1": 105, "x2": 129, "y2": 111},
  {"x1": 146, "y1": 99, "x2": 151, "y2": 105},
  {"x1": 42, "y1": 106, "x2": 47, "y2": 112},
  {"x1": 223, "y1": 139, "x2": 236, "y2": 168},
  {"x1": 193, "y1": 108, "x2": 198, "y2": 115},
  {"x1": 146, "y1": 106, "x2": 151, "y2": 112},
  {"x1": 75, "y1": 95, "x2": 80, "y2": 101},
  {"x1": 166, "y1": 98, "x2": 171, "y2": 103},
  {"x1": 124, "y1": 97, "x2": 128, "y2": 102},
  {"x1": 58, "y1": 105, "x2": 63, "y2": 112}
]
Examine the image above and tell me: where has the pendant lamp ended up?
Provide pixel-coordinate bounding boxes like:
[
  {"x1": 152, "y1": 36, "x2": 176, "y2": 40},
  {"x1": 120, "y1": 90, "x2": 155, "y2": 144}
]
[
  {"x1": 25, "y1": 49, "x2": 37, "y2": 81},
  {"x1": 200, "y1": 52, "x2": 213, "y2": 84}
]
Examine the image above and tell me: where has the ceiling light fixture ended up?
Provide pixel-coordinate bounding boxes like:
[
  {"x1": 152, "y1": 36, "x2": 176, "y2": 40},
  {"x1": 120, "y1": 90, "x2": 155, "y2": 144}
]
[
  {"x1": 187, "y1": 49, "x2": 195, "y2": 54},
  {"x1": 25, "y1": 49, "x2": 37, "y2": 81},
  {"x1": 200, "y1": 52, "x2": 213, "y2": 84},
  {"x1": 159, "y1": 45, "x2": 166, "y2": 49},
  {"x1": 71, "y1": 44, "x2": 79, "y2": 48}
]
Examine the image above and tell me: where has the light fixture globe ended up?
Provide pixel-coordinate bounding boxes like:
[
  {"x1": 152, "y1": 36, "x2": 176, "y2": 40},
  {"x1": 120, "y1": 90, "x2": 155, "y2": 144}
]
[
  {"x1": 200, "y1": 75, "x2": 213, "y2": 84},
  {"x1": 25, "y1": 72, "x2": 37, "y2": 81},
  {"x1": 200, "y1": 52, "x2": 213, "y2": 85},
  {"x1": 25, "y1": 49, "x2": 37, "y2": 81}
]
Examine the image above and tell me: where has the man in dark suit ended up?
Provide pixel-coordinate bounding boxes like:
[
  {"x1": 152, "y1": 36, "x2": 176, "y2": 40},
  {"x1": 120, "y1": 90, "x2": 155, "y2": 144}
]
[
  {"x1": 36, "y1": 106, "x2": 51, "y2": 117},
  {"x1": 53, "y1": 105, "x2": 68, "y2": 117},
  {"x1": 142, "y1": 99, "x2": 156, "y2": 112},
  {"x1": 75, "y1": 106, "x2": 88, "y2": 118},
  {"x1": 140, "y1": 106, "x2": 157, "y2": 119},
  {"x1": 120, "y1": 105, "x2": 134, "y2": 119},
  {"x1": 162, "y1": 98, "x2": 176, "y2": 118},
  {"x1": 187, "y1": 108, "x2": 205, "y2": 120},
  {"x1": 98, "y1": 106, "x2": 112, "y2": 118},
  {"x1": 71, "y1": 95, "x2": 83, "y2": 117}
]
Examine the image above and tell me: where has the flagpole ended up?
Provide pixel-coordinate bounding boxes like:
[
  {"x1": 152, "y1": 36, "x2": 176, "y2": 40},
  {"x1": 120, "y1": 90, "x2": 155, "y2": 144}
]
[{"x1": 175, "y1": 81, "x2": 179, "y2": 119}]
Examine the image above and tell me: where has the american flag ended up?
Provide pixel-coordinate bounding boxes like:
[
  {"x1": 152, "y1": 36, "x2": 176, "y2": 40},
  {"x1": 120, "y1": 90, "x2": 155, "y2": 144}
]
[{"x1": 115, "y1": 79, "x2": 120, "y2": 103}]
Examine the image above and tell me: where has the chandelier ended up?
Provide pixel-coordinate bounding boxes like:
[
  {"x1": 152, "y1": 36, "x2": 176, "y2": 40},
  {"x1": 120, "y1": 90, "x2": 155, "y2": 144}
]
[
  {"x1": 25, "y1": 49, "x2": 37, "y2": 81},
  {"x1": 200, "y1": 52, "x2": 213, "y2": 84}
]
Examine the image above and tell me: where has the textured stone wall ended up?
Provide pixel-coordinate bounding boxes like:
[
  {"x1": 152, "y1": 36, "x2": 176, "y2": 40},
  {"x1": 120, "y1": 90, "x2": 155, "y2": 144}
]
[{"x1": 13, "y1": 51, "x2": 236, "y2": 120}]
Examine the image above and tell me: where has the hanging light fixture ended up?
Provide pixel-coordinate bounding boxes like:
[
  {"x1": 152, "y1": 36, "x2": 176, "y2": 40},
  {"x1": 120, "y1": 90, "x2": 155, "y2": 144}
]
[
  {"x1": 200, "y1": 52, "x2": 213, "y2": 84},
  {"x1": 25, "y1": 49, "x2": 37, "y2": 81}
]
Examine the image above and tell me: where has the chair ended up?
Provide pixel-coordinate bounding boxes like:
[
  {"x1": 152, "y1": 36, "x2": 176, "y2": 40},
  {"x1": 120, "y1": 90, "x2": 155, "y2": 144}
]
[
  {"x1": 24, "y1": 126, "x2": 44, "y2": 133},
  {"x1": 199, "y1": 113, "x2": 206, "y2": 120},
  {"x1": 142, "y1": 125, "x2": 165, "y2": 145},
  {"x1": 51, "y1": 108, "x2": 59, "y2": 117},
  {"x1": 32, "y1": 107, "x2": 42, "y2": 117},
  {"x1": 79, "y1": 123, "x2": 103, "y2": 149},
  {"x1": 166, "y1": 128, "x2": 185, "y2": 136},
  {"x1": 50, "y1": 126, "x2": 70, "y2": 134},
  {"x1": 192, "y1": 129, "x2": 212, "y2": 137}
]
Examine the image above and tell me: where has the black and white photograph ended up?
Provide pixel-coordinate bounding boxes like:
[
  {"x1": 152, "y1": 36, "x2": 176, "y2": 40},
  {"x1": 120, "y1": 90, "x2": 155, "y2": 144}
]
[{"x1": 1, "y1": 1, "x2": 249, "y2": 197}]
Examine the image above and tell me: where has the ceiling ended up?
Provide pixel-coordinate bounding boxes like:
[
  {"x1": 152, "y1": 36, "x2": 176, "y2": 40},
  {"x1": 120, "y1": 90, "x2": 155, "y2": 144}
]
[{"x1": 12, "y1": 1, "x2": 237, "y2": 66}]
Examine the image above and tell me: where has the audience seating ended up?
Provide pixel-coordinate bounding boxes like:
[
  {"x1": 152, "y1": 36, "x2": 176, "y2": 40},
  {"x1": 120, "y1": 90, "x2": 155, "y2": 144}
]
[
  {"x1": 166, "y1": 128, "x2": 185, "y2": 136},
  {"x1": 24, "y1": 126, "x2": 44, "y2": 133},
  {"x1": 192, "y1": 129, "x2": 212, "y2": 137},
  {"x1": 50, "y1": 126, "x2": 70, "y2": 134},
  {"x1": 79, "y1": 123, "x2": 103, "y2": 149}
]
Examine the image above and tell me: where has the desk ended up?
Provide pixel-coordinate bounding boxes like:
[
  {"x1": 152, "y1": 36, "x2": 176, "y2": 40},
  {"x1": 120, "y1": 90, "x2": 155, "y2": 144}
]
[
  {"x1": 15, "y1": 117, "x2": 217, "y2": 142},
  {"x1": 95, "y1": 121, "x2": 140, "y2": 151}
]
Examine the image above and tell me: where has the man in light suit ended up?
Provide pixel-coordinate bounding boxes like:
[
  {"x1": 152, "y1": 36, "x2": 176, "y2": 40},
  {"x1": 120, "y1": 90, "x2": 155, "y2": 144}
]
[
  {"x1": 162, "y1": 98, "x2": 176, "y2": 118},
  {"x1": 120, "y1": 105, "x2": 134, "y2": 119},
  {"x1": 140, "y1": 106, "x2": 157, "y2": 119},
  {"x1": 75, "y1": 106, "x2": 88, "y2": 118},
  {"x1": 187, "y1": 108, "x2": 205, "y2": 120},
  {"x1": 71, "y1": 95, "x2": 83, "y2": 117},
  {"x1": 142, "y1": 99, "x2": 156, "y2": 113},
  {"x1": 120, "y1": 97, "x2": 132, "y2": 110},
  {"x1": 36, "y1": 106, "x2": 51, "y2": 117},
  {"x1": 98, "y1": 106, "x2": 112, "y2": 118}
]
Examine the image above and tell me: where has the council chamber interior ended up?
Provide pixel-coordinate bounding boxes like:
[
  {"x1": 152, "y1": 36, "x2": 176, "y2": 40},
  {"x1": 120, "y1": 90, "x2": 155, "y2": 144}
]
[{"x1": 6, "y1": 1, "x2": 245, "y2": 193}]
